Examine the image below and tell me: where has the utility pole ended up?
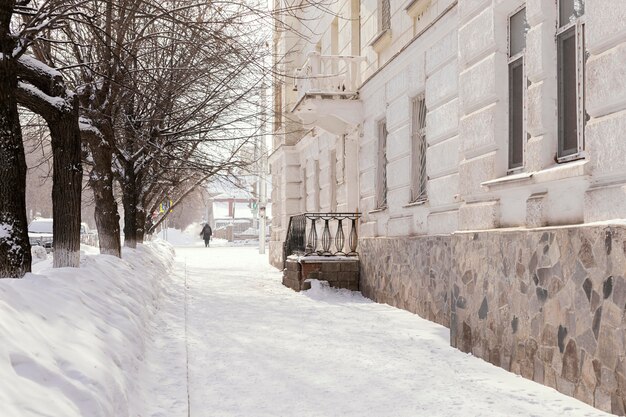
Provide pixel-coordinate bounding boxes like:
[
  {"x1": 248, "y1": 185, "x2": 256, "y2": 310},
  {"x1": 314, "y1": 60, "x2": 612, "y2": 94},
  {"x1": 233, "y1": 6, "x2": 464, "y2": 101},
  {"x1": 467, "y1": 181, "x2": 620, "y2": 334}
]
[{"x1": 259, "y1": 83, "x2": 268, "y2": 254}]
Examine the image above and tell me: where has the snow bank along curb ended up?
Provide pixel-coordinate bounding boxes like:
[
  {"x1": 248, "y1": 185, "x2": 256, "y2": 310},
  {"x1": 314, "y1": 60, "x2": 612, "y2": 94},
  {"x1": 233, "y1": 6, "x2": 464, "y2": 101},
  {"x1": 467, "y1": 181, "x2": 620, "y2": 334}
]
[{"x1": 0, "y1": 241, "x2": 175, "y2": 417}]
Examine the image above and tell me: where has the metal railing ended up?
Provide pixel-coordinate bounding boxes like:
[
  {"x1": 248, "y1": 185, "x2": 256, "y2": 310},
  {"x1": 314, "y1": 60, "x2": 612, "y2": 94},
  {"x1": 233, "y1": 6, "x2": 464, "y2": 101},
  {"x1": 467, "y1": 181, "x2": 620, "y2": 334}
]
[
  {"x1": 293, "y1": 52, "x2": 366, "y2": 102},
  {"x1": 283, "y1": 212, "x2": 360, "y2": 268}
]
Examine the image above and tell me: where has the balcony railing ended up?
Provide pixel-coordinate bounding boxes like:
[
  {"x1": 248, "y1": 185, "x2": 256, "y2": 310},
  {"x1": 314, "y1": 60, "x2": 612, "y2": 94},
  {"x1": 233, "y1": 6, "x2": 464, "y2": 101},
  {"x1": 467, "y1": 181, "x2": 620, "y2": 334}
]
[
  {"x1": 283, "y1": 212, "x2": 360, "y2": 268},
  {"x1": 293, "y1": 52, "x2": 366, "y2": 102}
]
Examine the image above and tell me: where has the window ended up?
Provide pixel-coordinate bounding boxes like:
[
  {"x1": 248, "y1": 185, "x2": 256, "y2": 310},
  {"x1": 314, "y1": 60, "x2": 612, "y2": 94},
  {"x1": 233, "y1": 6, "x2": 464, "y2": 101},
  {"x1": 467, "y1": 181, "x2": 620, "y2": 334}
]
[
  {"x1": 376, "y1": 121, "x2": 388, "y2": 209},
  {"x1": 557, "y1": 0, "x2": 586, "y2": 160},
  {"x1": 410, "y1": 94, "x2": 427, "y2": 202},
  {"x1": 379, "y1": 0, "x2": 391, "y2": 32},
  {"x1": 508, "y1": 7, "x2": 527, "y2": 171}
]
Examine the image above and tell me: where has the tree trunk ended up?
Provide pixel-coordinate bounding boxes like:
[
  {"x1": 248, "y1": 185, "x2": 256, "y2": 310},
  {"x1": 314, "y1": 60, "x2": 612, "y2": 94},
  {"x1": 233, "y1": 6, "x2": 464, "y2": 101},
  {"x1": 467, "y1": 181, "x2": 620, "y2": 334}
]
[
  {"x1": 0, "y1": 3, "x2": 32, "y2": 277},
  {"x1": 136, "y1": 196, "x2": 147, "y2": 243},
  {"x1": 89, "y1": 146, "x2": 122, "y2": 257},
  {"x1": 48, "y1": 96, "x2": 82, "y2": 268},
  {"x1": 121, "y1": 172, "x2": 139, "y2": 249},
  {"x1": 0, "y1": 57, "x2": 32, "y2": 278},
  {"x1": 15, "y1": 58, "x2": 84, "y2": 268}
]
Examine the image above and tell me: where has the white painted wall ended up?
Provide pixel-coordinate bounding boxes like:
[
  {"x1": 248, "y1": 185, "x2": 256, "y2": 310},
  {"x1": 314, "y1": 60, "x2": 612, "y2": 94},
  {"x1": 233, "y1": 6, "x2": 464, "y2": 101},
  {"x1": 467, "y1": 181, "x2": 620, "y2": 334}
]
[{"x1": 271, "y1": 0, "x2": 626, "y2": 261}]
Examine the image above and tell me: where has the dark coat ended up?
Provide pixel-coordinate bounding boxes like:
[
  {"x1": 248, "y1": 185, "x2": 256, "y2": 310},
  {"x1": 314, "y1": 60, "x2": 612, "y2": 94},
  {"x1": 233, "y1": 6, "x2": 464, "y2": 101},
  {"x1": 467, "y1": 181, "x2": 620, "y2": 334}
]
[{"x1": 200, "y1": 224, "x2": 212, "y2": 239}]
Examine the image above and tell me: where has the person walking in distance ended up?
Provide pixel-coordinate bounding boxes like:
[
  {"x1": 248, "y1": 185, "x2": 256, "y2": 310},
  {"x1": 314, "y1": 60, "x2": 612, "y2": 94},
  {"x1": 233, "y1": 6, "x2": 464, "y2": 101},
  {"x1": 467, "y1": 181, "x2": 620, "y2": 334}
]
[{"x1": 200, "y1": 223, "x2": 213, "y2": 247}]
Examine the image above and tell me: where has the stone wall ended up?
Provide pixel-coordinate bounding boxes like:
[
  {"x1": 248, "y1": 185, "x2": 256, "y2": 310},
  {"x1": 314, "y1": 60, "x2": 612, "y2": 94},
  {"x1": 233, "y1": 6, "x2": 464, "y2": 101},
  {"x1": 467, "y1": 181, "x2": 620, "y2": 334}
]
[
  {"x1": 450, "y1": 225, "x2": 626, "y2": 414},
  {"x1": 360, "y1": 236, "x2": 452, "y2": 327},
  {"x1": 359, "y1": 224, "x2": 626, "y2": 414}
]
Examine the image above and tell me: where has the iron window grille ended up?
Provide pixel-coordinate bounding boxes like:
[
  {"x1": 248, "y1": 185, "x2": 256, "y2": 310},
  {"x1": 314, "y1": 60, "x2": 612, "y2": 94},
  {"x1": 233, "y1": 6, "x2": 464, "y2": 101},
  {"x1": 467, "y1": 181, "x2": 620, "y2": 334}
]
[
  {"x1": 376, "y1": 120, "x2": 388, "y2": 209},
  {"x1": 410, "y1": 94, "x2": 428, "y2": 203}
]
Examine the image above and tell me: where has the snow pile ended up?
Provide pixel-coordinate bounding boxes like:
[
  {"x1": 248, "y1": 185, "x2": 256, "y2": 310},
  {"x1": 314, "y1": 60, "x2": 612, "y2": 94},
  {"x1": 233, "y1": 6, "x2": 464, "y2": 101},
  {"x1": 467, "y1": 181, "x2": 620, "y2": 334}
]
[
  {"x1": 0, "y1": 240, "x2": 174, "y2": 417},
  {"x1": 302, "y1": 279, "x2": 370, "y2": 304}
]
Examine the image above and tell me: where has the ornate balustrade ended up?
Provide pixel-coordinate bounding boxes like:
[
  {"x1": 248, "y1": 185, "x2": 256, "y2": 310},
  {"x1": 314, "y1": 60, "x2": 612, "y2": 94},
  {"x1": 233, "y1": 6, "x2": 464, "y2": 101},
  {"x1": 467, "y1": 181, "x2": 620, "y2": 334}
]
[
  {"x1": 282, "y1": 212, "x2": 360, "y2": 268},
  {"x1": 294, "y1": 52, "x2": 365, "y2": 101}
]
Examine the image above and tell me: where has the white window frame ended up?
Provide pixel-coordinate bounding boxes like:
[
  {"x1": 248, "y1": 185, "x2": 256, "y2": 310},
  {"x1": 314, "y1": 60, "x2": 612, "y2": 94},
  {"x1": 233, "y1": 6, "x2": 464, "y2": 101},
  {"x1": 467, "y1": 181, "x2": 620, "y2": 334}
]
[
  {"x1": 556, "y1": 0, "x2": 586, "y2": 163},
  {"x1": 410, "y1": 93, "x2": 428, "y2": 203},
  {"x1": 507, "y1": 5, "x2": 527, "y2": 174},
  {"x1": 376, "y1": 120, "x2": 388, "y2": 210}
]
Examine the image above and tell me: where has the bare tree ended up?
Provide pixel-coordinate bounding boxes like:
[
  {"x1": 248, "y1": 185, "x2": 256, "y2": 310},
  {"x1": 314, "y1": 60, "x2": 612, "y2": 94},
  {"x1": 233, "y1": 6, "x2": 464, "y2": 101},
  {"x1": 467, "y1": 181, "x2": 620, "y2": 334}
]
[
  {"x1": 16, "y1": 56, "x2": 83, "y2": 268},
  {"x1": 0, "y1": 1, "x2": 31, "y2": 277},
  {"x1": 0, "y1": 0, "x2": 91, "y2": 274}
]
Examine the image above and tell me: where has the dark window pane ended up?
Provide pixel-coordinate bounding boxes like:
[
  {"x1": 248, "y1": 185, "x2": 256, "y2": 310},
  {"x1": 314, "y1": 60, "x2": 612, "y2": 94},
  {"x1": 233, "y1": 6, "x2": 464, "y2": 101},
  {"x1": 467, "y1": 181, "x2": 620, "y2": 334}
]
[
  {"x1": 510, "y1": 8, "x2": 527, "y2": 57},
  {"x1": 509, "y1": 58, "x2": 524, "y2": 169},
  {"x1": 558, "y1": 27, "x2": 578, "y2": 157},
  {"x1": 377, "y1": 121, "x2": 387, "y2": 208},
  {"x1": 560, "y1": 0, "x2": 585, "y2": 27}
]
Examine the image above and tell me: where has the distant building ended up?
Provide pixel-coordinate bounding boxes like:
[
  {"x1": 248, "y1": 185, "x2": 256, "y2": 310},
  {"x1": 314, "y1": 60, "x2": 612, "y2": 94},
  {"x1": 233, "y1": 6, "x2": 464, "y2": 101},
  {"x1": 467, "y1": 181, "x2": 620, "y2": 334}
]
[{"x1": 209, "y1": 190, "x2": 272, "y2": 240}]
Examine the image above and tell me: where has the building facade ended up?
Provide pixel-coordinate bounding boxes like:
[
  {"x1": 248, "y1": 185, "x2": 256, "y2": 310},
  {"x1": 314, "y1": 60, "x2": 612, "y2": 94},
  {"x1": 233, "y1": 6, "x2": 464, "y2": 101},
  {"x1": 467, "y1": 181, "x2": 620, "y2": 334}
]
[{"x1": 270, "y1": 0, "x2": 626, "y2": 412}]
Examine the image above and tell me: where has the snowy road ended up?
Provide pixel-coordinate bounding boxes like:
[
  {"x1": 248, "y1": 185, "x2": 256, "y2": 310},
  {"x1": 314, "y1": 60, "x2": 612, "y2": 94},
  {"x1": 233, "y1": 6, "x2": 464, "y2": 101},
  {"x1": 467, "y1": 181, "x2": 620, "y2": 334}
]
[{"x1": 140, "y1": 245, "x2": 613, "y2": 417}]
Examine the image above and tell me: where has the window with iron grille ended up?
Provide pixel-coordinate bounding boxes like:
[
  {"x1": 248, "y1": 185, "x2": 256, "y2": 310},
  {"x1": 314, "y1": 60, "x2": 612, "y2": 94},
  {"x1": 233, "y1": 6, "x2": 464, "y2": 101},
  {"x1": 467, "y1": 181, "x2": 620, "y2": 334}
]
[
  {"x1": 376, "y1": 120, "x2": 388, "y2": 209},
  {"x1": 557, "y1": 0, "x2": 586, "y2": 161},
  {"x1": 379, "y1": 0, "x2": 391, "y2": 32},
  {"x1": 410, "y1": 95, "x2": 427, "y2": 203},
  {"x1": 508, "y1": 6, "x2": 527, "y2": 172}
]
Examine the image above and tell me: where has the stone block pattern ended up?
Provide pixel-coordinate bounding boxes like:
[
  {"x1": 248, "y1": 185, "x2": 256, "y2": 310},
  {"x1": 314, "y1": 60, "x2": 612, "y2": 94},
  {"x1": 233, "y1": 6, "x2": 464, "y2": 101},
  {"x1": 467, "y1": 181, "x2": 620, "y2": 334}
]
[
  {"x1": 450, "y1": 226, "x2": 626, "y2": 415},
  {"x1": 282, "y1": 259, "x2": 360, "y2": 292},
  {"x1": 359, "y1": 236, "x2": 452, "y2": 327}
]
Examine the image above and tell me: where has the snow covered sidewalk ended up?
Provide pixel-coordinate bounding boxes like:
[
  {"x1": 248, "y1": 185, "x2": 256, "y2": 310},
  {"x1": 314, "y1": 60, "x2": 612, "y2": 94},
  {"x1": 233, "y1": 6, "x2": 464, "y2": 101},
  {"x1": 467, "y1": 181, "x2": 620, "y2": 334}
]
[{"x1": 145, "y1": 246, "x2": 615, "y2": 417}]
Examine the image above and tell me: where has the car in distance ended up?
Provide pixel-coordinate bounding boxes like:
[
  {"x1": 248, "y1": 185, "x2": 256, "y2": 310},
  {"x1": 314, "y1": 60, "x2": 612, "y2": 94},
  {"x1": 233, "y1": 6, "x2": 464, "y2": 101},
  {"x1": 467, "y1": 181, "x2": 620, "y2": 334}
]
[
  {"x1": 28, "y1": 219, "x2": 99, "y2": 251},
  {"x1": 27, "y1": 218, "x2": 54, "y2": 252}
]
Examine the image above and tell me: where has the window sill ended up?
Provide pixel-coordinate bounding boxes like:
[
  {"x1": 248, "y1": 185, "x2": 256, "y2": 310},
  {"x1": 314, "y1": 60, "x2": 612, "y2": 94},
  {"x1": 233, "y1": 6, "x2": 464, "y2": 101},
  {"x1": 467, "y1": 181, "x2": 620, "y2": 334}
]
[
  {"x1": 557, "y1": 151, "x2": 585, "y2": 164},
  {"x1": 403, "y1": 199, "x2": 428, "y2": 208},
  {"x1": 369, "y1": 206, "x2": 388, "y2": 214},
  {"x1": 481, "y1": 171, "x2": 533, "y2": 189},
  {"x1": 481, "y1": 159, "x2": 589, "y2": 191},
  {"x1": 370, "y1": 29, "x2": 392, "y2": 53}
]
